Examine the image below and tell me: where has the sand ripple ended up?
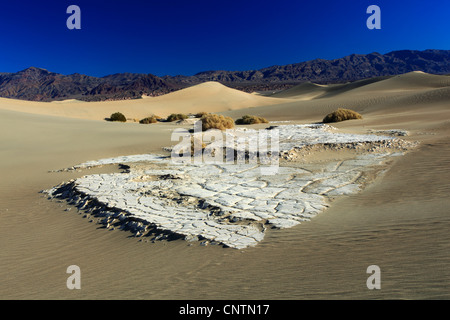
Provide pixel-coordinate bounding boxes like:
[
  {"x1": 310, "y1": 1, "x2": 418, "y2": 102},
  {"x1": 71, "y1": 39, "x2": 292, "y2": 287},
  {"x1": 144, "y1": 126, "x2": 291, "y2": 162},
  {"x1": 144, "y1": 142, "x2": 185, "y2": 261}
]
[{"x1": 44, "y1": 125, "x2": 414, "y2": 249}]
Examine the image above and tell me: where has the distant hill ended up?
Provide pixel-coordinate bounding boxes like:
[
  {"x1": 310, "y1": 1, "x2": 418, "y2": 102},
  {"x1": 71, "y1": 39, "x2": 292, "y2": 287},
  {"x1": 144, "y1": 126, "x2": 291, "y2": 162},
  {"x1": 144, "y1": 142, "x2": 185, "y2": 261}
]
[
  {"x1": 189, "y1": 49, "x2": 450, "y2": 92},
  {"x1": 1, "y1": 49, "x2": 449, "y2": 101},
  {"x1": 0, "y1": 67, "x2": 180, "y2": 101}
]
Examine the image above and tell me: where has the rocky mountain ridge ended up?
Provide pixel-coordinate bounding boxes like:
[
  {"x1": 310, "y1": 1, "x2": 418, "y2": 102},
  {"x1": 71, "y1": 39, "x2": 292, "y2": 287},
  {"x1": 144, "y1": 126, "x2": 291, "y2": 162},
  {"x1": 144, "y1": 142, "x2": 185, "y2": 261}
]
[{"x1": 1, "y1": 49, "x2": 449, "y2": 101}]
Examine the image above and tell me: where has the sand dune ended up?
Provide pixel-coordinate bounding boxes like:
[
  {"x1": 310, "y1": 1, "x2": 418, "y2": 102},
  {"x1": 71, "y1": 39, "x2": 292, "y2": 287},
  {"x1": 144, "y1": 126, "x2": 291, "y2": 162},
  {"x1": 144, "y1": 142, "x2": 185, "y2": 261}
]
[
  {"x1": 269, "y1": 72, "x2": 450, "y2": 101},
  {"x1": 0, "y1": 82, "x2": 286, "y2": 121},
  {"x1": 223, "y1": 72, "x2": 450, "y2": 123},
  {"x1": 340, "y1": 71, "x2": 450, "y2": 94},
  {"x1": 270, "y1": 82, "x2": 329, "y2": 100},
  {"x1": 1, "y1": 71, "x2": 450, "y2": 299},
  {"x1": 1, "y1": 72, "x2": 447, "y2": 124},
  {"x1": 269, "y1": 76, "x2": 390, "y2": 100}
]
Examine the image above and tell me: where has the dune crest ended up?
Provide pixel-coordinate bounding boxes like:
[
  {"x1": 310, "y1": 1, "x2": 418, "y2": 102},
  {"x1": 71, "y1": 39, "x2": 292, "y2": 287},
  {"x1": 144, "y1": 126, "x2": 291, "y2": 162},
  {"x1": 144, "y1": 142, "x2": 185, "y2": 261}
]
[{"x1": 0, "y1": 82, "x2": 286, "y2": 120}]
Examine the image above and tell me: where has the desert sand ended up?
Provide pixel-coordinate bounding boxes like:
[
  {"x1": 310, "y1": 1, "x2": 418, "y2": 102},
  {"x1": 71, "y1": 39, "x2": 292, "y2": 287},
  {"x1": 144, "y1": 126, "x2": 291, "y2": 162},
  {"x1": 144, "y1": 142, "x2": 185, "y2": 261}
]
[
  {"x1": 0, "y1": 81, "x2": 285, "y2": 121},
  {"x1": 0, "y1": 71, "x2": 449, "y2": 299}
]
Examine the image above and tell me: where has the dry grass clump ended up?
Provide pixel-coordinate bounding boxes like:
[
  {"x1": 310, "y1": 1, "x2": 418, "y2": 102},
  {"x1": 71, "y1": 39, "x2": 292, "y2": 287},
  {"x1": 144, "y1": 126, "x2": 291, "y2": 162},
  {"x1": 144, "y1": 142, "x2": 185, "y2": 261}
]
[
  {"x1": 200, "y1": 114, "x2": 235, "y2": 131},
  {"x1": 167, "y1": 113, "x2": 188, "y2": 122},
  {"x1": 194, "y1": 111, "x2": 209, "y2": 118},
  {"x1": 235, "y1": 115, "x2": 269, "y2": 125},
  {"x1": 108, "y1": 112, "x2": 127, "y2": 122},
  {"x1": 322, "y1": 108, "x2": 362, "y2": 123},
  {"x1": 139, "y1": 115, "x2": 160, "y2": 124}
]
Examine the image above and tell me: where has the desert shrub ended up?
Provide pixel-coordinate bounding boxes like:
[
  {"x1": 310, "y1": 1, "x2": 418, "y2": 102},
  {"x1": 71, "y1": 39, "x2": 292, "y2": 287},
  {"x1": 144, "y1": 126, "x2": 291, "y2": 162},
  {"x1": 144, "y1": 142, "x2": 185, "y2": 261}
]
[
  {"x1": 109, "y1": 112, "x2": 126, "y2": 122},
  {"x1": 200, "y1": 114, "x2": 235, "y2": 131},
  {"x1": 167, "y1": 113, "x2": 188, "y2": 122},
  {"x1": 235, "y1": 115, "x2": 269, "y2": 125},
  {"x1": 322, "y1": 108, "x2": 363, "y2": 123},
  {"x1": 194, "y1": 111, "x2": 209, "y2": 118},
  {"x1": 139, "y1": 115, "x2": 160, "y2": 124}
]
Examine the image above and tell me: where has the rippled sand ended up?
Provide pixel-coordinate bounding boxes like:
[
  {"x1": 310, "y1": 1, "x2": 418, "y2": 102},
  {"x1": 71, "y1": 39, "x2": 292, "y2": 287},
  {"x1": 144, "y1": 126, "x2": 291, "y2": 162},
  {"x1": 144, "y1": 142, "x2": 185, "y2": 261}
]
[
  {"x1": 1, "y1": 72, "x2": 450, "y2": 299},
  {"x1": 43, "y1": 125, "x2": 413, "y2": 250}
]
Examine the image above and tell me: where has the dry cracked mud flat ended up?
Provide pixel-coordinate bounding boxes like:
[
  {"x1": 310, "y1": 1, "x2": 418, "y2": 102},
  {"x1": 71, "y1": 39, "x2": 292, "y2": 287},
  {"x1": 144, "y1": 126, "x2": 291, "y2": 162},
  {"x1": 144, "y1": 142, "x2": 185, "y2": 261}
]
[{"x1": 44, "y1": 124, "x2": 416, "y2": 249}]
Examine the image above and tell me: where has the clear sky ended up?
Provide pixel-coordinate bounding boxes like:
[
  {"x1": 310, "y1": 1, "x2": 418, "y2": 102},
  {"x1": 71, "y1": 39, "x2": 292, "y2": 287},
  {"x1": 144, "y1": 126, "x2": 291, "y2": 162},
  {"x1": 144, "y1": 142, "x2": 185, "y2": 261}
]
[{"x1": 0, "y1": 0, "x2": 449, "y2": 77}]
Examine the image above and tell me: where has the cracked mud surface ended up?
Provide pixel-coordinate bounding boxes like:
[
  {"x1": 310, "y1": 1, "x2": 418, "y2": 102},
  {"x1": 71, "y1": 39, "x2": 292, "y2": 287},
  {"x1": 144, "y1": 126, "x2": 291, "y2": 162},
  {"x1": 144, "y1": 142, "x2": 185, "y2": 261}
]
[{"x1": 45, "y1": 124, "x2": 416, "y2": 249}]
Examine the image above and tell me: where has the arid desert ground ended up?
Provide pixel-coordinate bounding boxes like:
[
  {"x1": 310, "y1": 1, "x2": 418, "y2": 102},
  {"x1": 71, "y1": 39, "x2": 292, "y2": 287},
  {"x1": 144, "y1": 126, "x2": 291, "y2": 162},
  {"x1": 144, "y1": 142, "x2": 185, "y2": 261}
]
[{"x1": 1, "y1": 71, "x2": 449, "y2": 299}]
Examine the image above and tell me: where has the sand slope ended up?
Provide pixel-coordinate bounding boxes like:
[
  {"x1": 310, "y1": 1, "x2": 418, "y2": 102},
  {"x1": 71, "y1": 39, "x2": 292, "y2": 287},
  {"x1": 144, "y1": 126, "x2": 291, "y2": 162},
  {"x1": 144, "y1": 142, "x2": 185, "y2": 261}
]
[
  {"x1": 222, "y1": 72, "x2": 450, "y2": 122},
  {"x1": 270, "y1": 76, "x2": 390, "y2": 100},
  {"x1": 269, "y1": 82, "x2": 329, "y2": 100},
  {"x1": 1, "y1": 72, "x2": 448, "y2": 124},
  {"x1": 1, "y1": 71, "x2": 450, "y2": 299},
  {"x1": 269, "y1": 72, "x2": 450, "y2": 100},
  {"x1": 0, "y1": 82, "x2": 286, "y2": 121}
]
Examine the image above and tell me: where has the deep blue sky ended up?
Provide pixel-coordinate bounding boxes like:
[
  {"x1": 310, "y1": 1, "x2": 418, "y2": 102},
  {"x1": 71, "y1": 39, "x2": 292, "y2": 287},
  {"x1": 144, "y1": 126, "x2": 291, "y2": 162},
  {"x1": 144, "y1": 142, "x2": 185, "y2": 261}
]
[{"x1": 0, "y1": 0, "x2": 449, "y2": 77}]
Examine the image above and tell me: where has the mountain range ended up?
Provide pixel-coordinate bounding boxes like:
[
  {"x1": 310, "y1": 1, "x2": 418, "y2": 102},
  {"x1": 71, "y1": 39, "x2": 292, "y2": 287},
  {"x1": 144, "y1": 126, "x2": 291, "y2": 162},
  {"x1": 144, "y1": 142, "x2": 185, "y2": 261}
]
[{"x1": 1, "y1": 49, "x2": 449, "y2": 101}]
